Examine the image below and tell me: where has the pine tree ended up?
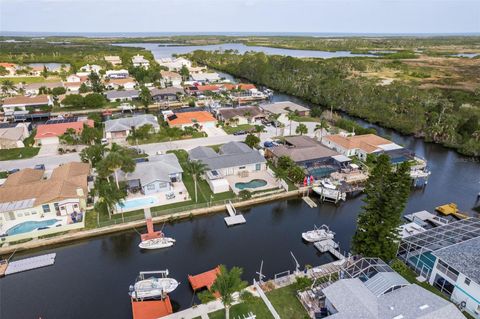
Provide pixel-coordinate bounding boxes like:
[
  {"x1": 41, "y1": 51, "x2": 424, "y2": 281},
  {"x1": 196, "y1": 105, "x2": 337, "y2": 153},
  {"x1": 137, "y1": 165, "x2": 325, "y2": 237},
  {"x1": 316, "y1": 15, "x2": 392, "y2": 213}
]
[{"x1": 352, "y1": 154, "x2": 411, "y2": 261}]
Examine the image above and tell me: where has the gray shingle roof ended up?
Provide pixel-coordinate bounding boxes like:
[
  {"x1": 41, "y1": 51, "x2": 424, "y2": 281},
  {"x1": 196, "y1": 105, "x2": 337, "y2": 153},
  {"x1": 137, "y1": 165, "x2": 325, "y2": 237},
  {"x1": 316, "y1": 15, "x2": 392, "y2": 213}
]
[
  {"x1": 217, "y1": 106, "x2": 264, "y2": 120},
  {"x1": 269, "y1": 136, "x2": 339, "y2": 162},
  {"x1": 121, "y1": 154, "x2": 182, "y2": 185},
  {"x1": 188, "y1": 141, "x2": 266, "y2": 170},
  {"x1": 105, "y1": 114, "x2": 159, "y2": 132},
  {"x1": 324, "y1": 279, "x2": 465, "y2": 319},
  {"x1": 433, "y1": 236, "x2": 480, "y2": 285},
  {"x1": 150, "y1": 87, "x2": 184, "y2": 97},
  {"x1": 105, "y1": 89, "x2": 139, "y2": 100},
  {"x1": 260, "y1": 101, "x2": 309, "y2": 114}
]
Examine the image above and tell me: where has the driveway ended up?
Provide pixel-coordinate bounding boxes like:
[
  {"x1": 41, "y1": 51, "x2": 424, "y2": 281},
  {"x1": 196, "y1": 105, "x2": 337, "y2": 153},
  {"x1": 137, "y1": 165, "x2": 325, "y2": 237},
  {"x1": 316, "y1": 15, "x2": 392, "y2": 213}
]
[
  {"x1": 203, "y1": 126, "x2": 227, "y2": 137},
  {"x1": 37, "y1": 143, "x2": 60, "y2": 157}
]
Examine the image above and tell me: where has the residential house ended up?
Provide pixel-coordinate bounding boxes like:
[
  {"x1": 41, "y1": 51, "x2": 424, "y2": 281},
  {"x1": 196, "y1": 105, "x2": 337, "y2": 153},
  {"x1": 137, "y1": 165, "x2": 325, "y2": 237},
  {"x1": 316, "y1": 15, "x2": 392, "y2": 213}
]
[
  {"x1": 322, "y1": 133, "x2": 403, "y2": 161},
  {"x1": 266, "y1": 136, "x2": 340, "y2": 177},
  {"x1": 1, "y1": 95, "x2": 53, "y2": 114},
  {"x1": 0, "y1": 63, "x2": 17, "y2": 76},
  {"x1": 166, "y1": 111, "x2": 217, "y2": 129},
  {"x1": 397, "y1": 217, "x2": 480, "y2": 318},
  {"x1": 150, "y1": 87, "x2": 184, "y2": 102},
  {"x1": 0, "y1": 163, "x2": 90, "y2": 239},
  {"x1": 260, "y1": 101, "x2": 310, "y2": 117},
  {"x1": 191, "y1": 85, "x2": 222, "y2": 95},
  {"x1": 121, "y1": 154, "x2": 183, "y2": 195},
  {"x1": 104, "y1": 114, "x2": 159, "y2": 141},
  {"x1": 190, "y1": 72, "x2": 221, "y2": 83},
  {"x1": 189, "y1": 142, "x2": 267, "y2": 193},
  {"x1": 66, "y1": 74, "x2": 83, "y2": 83},
  {"x1": 160, "y1": 70, "x2": 182, "y2": 87},
  {"x1": 64, "y1": 75, "x2": 88, "y2": 92},
  {"x1": 105, "y1": 89, "x2": 139, "y2": 102},
  {"x1": 0, "y1": 122, "x2": 30, "y2": 149},
  {"x1": 79, "y1": 64, "x2": 102, "y2": 74},
  {"x1": 105, "y1": 77, "x2": 137, "y2": 90},
  {"x1": 319, "y1": 258, "x2": 465, "y2": 319},
  {"x1": 24, "y1": 82, "x2": 64, "y2": 95},
  {"x1": 216, "y1": 106, "x2": 265, "y2": 126},
  {"x1": 104, "y1": 55, "x2": 122, "y2": 66},
  {"x1": 157, "y1": 57, "x2": 192, "y2": 71},
  {"x1": 132, "y1": 55, "x2": 150, "y2": 69},
  {"x1": 34, "y1": 118, "x2": 94, "y2": 145},
  {"x1": 223, "y1": 83, "x2": 260, "y2": 97},
  {"x1": 105, "y1": 69, "x2": 129, "y2": 79}
]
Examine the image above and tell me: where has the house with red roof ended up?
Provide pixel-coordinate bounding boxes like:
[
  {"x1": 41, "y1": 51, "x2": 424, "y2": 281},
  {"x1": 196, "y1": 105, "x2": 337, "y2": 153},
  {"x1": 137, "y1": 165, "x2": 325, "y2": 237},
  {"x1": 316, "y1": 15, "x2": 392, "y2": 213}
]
[
  {"x1": 0, "y1": 63, "x2": 17, "y2": 76},
  {"x1": 34, "y1": 119, "x2": 94, "y2": 145}
]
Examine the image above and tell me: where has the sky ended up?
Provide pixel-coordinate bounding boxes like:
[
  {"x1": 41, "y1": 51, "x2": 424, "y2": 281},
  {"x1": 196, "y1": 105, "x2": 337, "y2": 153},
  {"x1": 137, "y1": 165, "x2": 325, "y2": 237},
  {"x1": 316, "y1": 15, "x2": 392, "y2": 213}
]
[{"x1": 0, "y1": 0, "x2": 479, "y2": 34}]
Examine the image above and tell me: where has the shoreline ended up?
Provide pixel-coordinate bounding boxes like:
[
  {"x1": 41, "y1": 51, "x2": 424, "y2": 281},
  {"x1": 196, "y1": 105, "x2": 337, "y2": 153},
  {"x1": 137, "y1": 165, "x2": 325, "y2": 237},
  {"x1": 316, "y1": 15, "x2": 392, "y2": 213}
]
[{"x1": 0, "y1": 189, "x2": 304, "y2": 255}]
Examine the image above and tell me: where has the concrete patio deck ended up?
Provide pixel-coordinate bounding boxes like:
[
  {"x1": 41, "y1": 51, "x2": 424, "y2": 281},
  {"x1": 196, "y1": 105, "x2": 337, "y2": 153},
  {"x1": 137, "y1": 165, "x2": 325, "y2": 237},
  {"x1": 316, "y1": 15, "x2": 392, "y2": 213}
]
[{"x1": 225, "y1": 170, "x2": 279, "y2": 194}]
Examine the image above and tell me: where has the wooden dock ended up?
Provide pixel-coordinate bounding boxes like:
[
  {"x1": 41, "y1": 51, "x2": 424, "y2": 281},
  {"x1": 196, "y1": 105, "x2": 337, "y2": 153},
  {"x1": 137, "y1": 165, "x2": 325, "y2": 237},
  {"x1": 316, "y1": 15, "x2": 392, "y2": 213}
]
[
  {"x1": 302, "y1": 196, "x2": 317, "y2": 208},
  {"x1": 314, "y1": 240, "x2": 345, "y2": 260},
  {"x1": 3, "y1": 253, "x2": 56, "y2": 276},
  {"x1": 404, "y1": 210, "x2": 449, "y2": 227},
  {"x1": 224, "y1": 201, "x2": 246, "y2": 226}
]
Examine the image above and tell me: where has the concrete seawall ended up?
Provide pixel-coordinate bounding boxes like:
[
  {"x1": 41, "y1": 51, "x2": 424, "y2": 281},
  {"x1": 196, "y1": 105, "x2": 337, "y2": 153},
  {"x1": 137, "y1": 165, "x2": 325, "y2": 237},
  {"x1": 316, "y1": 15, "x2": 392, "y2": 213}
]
[{"x1": 0, "y1": 189, "x2": 304, "y2": 255}]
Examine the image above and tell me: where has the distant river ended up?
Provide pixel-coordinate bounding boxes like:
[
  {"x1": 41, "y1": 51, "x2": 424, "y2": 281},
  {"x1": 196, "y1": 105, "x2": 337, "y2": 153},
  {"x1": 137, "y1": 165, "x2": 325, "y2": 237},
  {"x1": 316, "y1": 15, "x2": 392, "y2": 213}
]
[{"x1": 115, "y1": 42, "x2": 376, "y2": 59}]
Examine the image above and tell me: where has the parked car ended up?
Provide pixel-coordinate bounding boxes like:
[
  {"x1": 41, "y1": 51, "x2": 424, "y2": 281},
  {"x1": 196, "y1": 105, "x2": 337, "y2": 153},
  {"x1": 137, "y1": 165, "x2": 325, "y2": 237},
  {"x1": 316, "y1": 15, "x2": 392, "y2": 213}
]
[
  {"x1": 264, "y1": 141, "x2": 275, "y2": 148},
  {"x1": 7, "y1": 168, "x2": 19, "y2": 174},
  {"x1": 134, "y1": 158, "x2": 149, "y2": 164},
  {"x1": 233, "y1": 130, "x2": 247, "y2": 136},
  {"x1": 34, "y1": 164, "x2": 45, "y2": 170}
]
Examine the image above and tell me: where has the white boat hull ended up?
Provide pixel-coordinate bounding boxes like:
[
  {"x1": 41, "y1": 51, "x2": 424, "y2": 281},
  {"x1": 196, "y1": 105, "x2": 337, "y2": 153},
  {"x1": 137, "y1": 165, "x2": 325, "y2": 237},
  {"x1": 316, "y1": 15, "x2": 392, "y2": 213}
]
[
  {"x1": 139, "y1": 237, "x2": 176, "y2": 250},
  {"x1": 129, "y1": 277, "x2": 179, "y2": 299},
  {"x1": 302, "y1": 231, "x2": 335, "y2": 243}
]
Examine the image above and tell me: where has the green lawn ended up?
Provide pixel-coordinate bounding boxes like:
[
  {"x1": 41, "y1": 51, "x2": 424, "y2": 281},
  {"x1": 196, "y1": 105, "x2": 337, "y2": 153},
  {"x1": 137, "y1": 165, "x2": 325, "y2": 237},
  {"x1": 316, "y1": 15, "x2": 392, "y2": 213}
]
[
  {"x1": 208, "y1": 297, "x2": 273, "y2": 319},
  {"x1": 290, "y1": 115, "x2": 321, "y2": 123},
  {"x1": 1, "y1": 76, "x2": 61, "y2": 84},
  {"x1": 128, "y1": 131, "x2": 206, "y2": 145},
  {"x1": 266, "y1": 284, "x2": 310, "y2": 319},
  {"x1": 222, "y1": 124, "x2": 254, "y2": 134},
  {"x1": 0, "y1": 147, "x2": 39, "y2": 161}
]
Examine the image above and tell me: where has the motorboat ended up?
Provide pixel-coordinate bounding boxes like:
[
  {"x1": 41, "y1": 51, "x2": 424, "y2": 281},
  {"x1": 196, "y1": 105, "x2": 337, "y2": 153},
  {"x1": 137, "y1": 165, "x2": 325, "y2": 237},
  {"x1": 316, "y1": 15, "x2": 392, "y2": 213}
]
[
  {"x1": 320, "y1": 179, "x2": 337, "y2": 190},
  {"x1": 129, "y1": 270, "x2": 179, "y2": 299},
  {"x1": 139, "y1": 237, "x2": 176, "y2": 250},
  {"x1": 302, "y1": 225, "x2": 335, "y2": 243}
]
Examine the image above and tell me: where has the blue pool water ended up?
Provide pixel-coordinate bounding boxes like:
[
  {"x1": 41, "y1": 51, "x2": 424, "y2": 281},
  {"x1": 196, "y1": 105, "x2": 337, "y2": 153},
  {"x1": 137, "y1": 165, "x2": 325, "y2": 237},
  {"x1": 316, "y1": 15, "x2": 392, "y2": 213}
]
[
  {"x1": 307, "y1": 166, "x2": 337, "y2": 178},
  {"x1": 118, "y1": 197, "x2": 159, "y2": 210},
  {"x1": 6, "y1": 219, "x2": 61, "y2": 236},
  {"x1": 408, "y1": 251, "x2": 436, "y2": 271},
  {"x1": 235, "y1": 179, "x2": 268, "y2": 190}
]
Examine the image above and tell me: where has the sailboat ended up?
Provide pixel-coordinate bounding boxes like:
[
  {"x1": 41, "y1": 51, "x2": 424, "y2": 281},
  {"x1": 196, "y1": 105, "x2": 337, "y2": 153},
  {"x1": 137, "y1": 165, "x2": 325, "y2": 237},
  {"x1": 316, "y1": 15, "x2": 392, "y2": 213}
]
[{"x1": 138, "y1": 218, "x2": 175, "y2": 250}]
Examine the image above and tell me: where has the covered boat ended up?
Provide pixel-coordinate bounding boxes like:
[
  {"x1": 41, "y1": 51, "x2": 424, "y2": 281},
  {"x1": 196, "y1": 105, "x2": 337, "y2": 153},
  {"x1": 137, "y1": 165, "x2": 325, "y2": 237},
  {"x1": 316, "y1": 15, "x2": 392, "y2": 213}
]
[
  {"x1": 139, "y1": 237, "x2": 176, "y2": 250},
  {"x1": 129, "y1": 270, "x2": 179, "y2": 300},
  {"x1": 302, "y1": 225, "x2": 335, "y2": 243}
]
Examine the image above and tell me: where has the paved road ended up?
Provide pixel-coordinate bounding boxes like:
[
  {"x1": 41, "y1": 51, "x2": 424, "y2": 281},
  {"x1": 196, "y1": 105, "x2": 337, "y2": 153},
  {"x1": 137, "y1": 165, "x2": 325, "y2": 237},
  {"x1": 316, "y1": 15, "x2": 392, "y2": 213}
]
[{"x1": 0, "y1": 133, "x2": 275, "y2": 171}]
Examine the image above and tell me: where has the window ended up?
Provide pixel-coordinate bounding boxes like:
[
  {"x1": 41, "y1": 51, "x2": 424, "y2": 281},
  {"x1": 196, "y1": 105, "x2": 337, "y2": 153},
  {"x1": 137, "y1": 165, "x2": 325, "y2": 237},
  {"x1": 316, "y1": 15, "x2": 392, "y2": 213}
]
[
  {"x1": 54, "y1": 203, "x2": 60, "y2": 212},
  {"x1": 31, "y1": 211, "x2": 37, "y2": 215},
  {"x1": 42, "y1": 204, "x2": 51, "y2": 213},
  {"x1": 465, "y1": 277, "x2": 471, "y2": 286},
  {"x1": 437, "y1": 260, "x2": 459, "y2": 282},
  {"x1": 24, "y1": 212, "x2": 30, "y2": 216},
  {"x1": 239, "y1": 166, "x2": 246, "y2": 169},
  {"x1": 73, "y1": 204, "x2": 78, "y2": 208},
  {"x1": 146, "y1": 184, "x2": 156, "y2": 190},
  {"x1": 255, "y1": 163, "x2": 261, "y2": 171},
  {"x1": 17, "y1": 212, "x2": 23, "y2": 217}
]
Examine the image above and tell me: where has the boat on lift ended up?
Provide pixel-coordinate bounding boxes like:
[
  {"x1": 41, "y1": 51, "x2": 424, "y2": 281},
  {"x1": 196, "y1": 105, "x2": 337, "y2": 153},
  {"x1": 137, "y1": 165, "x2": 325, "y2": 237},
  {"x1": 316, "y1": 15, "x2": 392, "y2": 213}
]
[
  {"x1": 139, "y1": 237, "x2": 176, "y2": 250},
  {"x1": 320, "y1": 179, "x2": 337, "y2": 190},
  {"x1": 139, "y1": 218, "x2": 176, "y2": 250},
  {"x1": 129, "y1": 270, "x2": 179, "y2": 300},
  {"x1": 302, "y1": 224, "x2": 335, "y2": 243}
]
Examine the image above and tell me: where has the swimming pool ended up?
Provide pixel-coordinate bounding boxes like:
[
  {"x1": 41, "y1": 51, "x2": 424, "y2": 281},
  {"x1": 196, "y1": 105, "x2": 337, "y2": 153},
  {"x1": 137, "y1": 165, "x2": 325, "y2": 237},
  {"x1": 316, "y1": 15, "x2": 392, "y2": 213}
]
[
  {"x1": 6, "y1": 219, "x2": 61, "y2": 236},
  {"x1": 117, "y1": 197, "x2": 159, "y2": 211},
  {"x1": 235, "y1": 179, "x2": 268, "y2": 190},
  {"x1": 307, "y1": 166, "x2": 337, "y2": 178}
]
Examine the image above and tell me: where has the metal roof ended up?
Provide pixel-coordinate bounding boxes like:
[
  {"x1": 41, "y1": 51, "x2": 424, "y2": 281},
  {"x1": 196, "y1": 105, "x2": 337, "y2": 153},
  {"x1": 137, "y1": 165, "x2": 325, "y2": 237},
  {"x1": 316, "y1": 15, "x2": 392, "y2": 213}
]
[{"x1": 364, "y1": 272, "x2": 409, "y2": 297}]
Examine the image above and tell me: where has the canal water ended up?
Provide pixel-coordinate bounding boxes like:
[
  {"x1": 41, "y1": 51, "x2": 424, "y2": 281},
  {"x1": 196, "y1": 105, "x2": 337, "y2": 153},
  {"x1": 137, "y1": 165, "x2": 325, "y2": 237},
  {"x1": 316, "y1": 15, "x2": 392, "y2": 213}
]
[
  {"x1": 116, "y1": 42, "x2": 376, "y2": 59},
  {"x1": 1, "y1": 46, "x2": 479, "y2": 319}
]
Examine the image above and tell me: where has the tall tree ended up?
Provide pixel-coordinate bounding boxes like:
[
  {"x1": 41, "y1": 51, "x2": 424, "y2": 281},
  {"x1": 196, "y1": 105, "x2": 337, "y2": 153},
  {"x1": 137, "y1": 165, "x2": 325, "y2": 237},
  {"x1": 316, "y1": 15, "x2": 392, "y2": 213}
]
[
  {"x1": 185, "y1": 159, "x2": 207, "y2": 203},
  {"x1": 352, "y1": 154, "x2": 411, "y2": 261},
  {"x1": 80, "y1": 124, "x2": 101, "y2": 145},
  {"x1": 97, "y1": 149, "x2": 136, "y2": 188},
  {"x1": 245, "y1": 133, "x2": 260, "y2": 148},
  {"x1": 287, "y1": 111, "x2": 296, "y2": 136},
  {"x1": 80, "y1": 144, "x2": 106, "y2": 167},
  {"x1": 93, "y1": 178, "x2": 126, "y2": 220},
  {"x1": 139, "y1": 85, "x2": 152, "y2": 109},
  {"x1": 315, "y1": 119, "x2": 329, "y2": 141},
  {"x1": 88, "y1": 71, "x2": 103, "y2": 93},
  {"x1": 179, "y1": 65, "x2": 190, "y2": 82},
  {"x1": 1, "y1": 80, "x2": 15, "y2": 95},
  {"x1": 211, "y1": 265, "x2": 248, "y2": 319}
]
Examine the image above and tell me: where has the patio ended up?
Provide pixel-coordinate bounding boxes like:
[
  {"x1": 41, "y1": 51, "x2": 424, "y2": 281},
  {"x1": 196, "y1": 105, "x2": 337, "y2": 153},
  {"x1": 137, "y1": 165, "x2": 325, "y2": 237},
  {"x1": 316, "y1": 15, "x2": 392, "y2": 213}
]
[
  {"x1": 116, "y1": 181, "x2": 190, "y2": 213},
  {"x1": 224, "y1": 170, "x2": 279, "y2": 194}
]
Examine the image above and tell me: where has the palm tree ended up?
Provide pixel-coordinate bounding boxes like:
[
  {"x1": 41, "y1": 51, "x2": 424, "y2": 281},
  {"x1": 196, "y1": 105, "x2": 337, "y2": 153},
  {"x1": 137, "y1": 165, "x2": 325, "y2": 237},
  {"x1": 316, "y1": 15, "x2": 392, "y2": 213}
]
[
  {"x1": 211, "y1": 265, "x2": 248, "y2": 319},
  {"x1": 287, "y1": 111, "x2": 296, "y2": 136},
  {"x1": 98, "y1": 148, "x2": 135, "y2": 188},
  {"x1": 186, "y1": 159, "x2": 207, "y2": 203},
  {"x1": 315, "y1": 119, "x2": 329, "y2": 142},
  {"x1": 253, "y1": 124, "x2": 265, "y2": 139},
  {"x1": 1, "y1": 80, "x2": 15, "y2": 95},
  {"x1": 93, "y1": 178, "x2": 126, "y2": 220},
  {"x1": 269, "y1": 113, "x2": 280, "y2": 136},
  {"x1": 296, "y1": 123, "x2": 308, "y2": 135}
]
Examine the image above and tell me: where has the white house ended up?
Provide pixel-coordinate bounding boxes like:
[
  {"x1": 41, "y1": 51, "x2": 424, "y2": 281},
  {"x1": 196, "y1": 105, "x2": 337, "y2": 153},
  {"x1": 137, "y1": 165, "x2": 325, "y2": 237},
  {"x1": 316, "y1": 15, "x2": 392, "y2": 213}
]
[
  {"x1": 105, "y1": 77, "x2": 137, "y2": 90},
  {"x1": 104, "y1": 114, "x2": 160, "y2": 141},
  {"x1": 79, "y1": 64, "x2": 102, "y2": 74},
  {"x1": 157, "y1": 57, "x2": 192, "y2": 71},
  {"x1": 1, "y1": 95, "x2": 53, "y2": 114},
  {"x1": 0, "y1": 162, "x2": 90, "y2": 240},
  {"x1": 132, "y1": 54, "x2": 150, "y2": 69},
  {"x1": 322, "y1": 133, "x2": 402, "y2": 161},
  {"x1": 190, "y1": 72, "x2": 221, "y2": 83},
  {"x1": 104, "y1": 55, "x2": 122, "y2": 66},
  {"x1": 160, "y1": 70, "x2": 182, "y2": 87},
  {"x1": 105, "y1": 69, "x2": 129, "y2": 79}
]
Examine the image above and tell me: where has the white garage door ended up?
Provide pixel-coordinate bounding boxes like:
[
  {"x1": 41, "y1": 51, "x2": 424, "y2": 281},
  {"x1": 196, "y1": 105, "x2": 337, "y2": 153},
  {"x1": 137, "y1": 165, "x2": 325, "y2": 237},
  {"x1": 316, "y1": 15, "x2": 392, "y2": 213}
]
[{"x1": 40, "y1": 137, "x2": 59, "y2": 145}]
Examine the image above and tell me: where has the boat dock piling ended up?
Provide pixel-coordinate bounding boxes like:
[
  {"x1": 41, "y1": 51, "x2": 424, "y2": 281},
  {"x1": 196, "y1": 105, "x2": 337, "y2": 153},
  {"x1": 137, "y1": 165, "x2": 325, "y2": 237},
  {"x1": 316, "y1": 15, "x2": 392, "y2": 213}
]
[
  {"x1": 315, "y1": 187, "x2": 346, "y2": 204},
  {"x1": 314, "y1": 239, "x2": 345, "y2": 260},
  {"x1": 224, "y1": 201, "x2": 246, "y2": 226},
  {"x1": 3, "y1": 253, "x2": 56, "y2": 276},
  {"x1": 302, "y1": 196, "x2": 317, "y2": 208}
]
